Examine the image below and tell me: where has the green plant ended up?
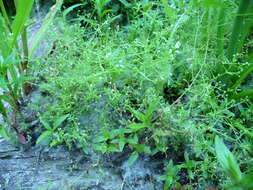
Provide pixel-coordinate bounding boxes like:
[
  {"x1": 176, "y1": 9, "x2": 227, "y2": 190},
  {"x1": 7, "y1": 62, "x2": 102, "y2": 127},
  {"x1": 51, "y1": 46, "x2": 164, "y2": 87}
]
[
  {"x1": 0, "y1": 0, "x2": 34, "y2": 143},
  {"x1": 36, "y1": 114, "x2": 69, "y2": 145},
  {"x1": 215, "y1": 136, "x2": 253, "y2": 190},
  {"x1": 31, "y1": 3, "x2": 253, "y2": 188}
]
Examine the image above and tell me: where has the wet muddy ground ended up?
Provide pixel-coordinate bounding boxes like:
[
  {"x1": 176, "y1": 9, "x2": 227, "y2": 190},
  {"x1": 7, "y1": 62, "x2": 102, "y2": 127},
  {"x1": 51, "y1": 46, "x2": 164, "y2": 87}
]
[{"x1": 0, "y1": 137, "x2": 163, "y2": 190}]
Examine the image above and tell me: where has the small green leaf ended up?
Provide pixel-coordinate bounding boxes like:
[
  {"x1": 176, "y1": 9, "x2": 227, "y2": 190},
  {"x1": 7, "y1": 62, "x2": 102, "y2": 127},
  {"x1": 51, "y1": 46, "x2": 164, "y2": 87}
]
[
  {"x1": 128, "y1": 151, "x2": 139, "y2": 166},
  {"x1": 36, "y1": 131, "x2": 52, "y2": 145}
]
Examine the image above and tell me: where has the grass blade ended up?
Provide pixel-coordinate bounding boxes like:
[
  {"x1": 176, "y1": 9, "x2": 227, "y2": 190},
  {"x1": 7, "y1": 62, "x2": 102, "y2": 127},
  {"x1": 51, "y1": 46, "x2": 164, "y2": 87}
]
[{"x1": 11, "y1": 0, "x2": 34, "y2": 49}]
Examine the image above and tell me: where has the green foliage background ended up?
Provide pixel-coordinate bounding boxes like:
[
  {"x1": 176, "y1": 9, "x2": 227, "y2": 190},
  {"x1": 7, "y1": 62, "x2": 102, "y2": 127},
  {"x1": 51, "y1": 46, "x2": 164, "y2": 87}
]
[{"x1": 1, "y1": 0, "x2": 253, "y2": 189}]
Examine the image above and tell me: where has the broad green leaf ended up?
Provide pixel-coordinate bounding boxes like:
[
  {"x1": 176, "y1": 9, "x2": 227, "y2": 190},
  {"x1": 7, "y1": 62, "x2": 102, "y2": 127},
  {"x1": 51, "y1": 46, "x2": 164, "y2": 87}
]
[
  {"x1": 128, "y1": 151, "x2": 139, "y2": 166},
  {"x1": 36, "y1": 131, "x2": 52, "y2": 145},
  {"x1": 11, "y1": 0, "x2": 34, "y2": 49},
  {"x1": 30, "y1": 0, "x2": 63, "y2": 58},
  {"x1": 215, "y1": 136, "x2": 242, "y2": 183},
  {"x1": 0, "y1": 125, "x2": 10, "y2": 141},
  {"x1": 128, "y1": 106, "x2": 145, "y2": 122},
  {"x1": 53, "y1": 114, "x2": 69, "y2": 130},
  {"x1": 128, "y1": 123, "x2": 147, "y2": 132}
]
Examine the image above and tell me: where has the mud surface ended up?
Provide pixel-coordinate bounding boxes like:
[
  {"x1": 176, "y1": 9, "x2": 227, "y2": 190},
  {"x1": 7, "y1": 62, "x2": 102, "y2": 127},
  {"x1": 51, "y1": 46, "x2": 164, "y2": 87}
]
[{"x1": 0, "y1": 137, "x2": 163, "y2": 190}]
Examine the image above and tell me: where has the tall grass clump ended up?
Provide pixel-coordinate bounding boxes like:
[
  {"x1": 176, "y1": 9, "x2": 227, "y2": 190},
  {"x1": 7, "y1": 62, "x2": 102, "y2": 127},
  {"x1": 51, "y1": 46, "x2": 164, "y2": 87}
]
[{"x1": 0, "y1": 0, "x2": 63, "y2": 143}]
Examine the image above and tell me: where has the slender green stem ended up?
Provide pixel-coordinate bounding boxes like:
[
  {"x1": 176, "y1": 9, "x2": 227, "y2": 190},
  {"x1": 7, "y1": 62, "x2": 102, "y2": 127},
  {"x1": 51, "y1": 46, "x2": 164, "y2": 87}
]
[
  {"x1": 21, "y1": 27, "x2": 29, "y2": 71},
  {"x1": 21, "y1": 27, "x2": 32, "y2": 95}
]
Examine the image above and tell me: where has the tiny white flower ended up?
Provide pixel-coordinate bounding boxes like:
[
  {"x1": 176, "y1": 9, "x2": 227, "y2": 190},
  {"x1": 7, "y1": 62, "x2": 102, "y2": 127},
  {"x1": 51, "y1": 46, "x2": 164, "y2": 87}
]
[{"x1": 175, "y1": 41, "x2": 181, "y2": 49}]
